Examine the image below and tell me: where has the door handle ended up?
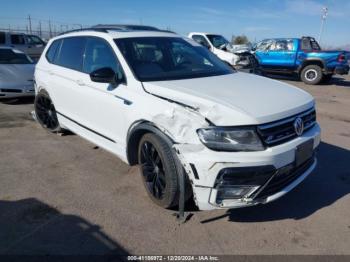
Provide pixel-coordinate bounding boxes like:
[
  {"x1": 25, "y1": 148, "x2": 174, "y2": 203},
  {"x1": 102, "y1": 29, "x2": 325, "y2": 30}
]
[
  {"x1": 48, "y1": 70, "x2": 54, "y2": 75},
  {"x1": 76, "y1": 79, "x2": 85, "y2": 86}
]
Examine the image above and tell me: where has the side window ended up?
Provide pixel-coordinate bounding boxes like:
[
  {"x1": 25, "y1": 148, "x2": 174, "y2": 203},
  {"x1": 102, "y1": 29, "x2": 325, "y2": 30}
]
[
  {"x1": 11, "y1": 34, "x2": 26, "y2": 45},
  {"x1": 83, "y1": 37, "x2": 123, "y2": 77},
  {"x1": 0, "y1": 32, "x2": 5, "y2": 44},
  {"x1": 256, "y1": 40, "x2": 274, "y2": 51},
  {"x1": 269, "y1": 40, "x2": 293, "y2": 51},
  {"x1": 192, "y1": 35, "x2": 210, "y2": 49},
  {"x1": 28, "y1": 35, "x2": 45, "y2": 45},
  {"x1": 45, "y1": 39, "x2": 61, "y2": 63},
  {"x1": 55, "y1": 37, "x2": 86, "y2": 71}
]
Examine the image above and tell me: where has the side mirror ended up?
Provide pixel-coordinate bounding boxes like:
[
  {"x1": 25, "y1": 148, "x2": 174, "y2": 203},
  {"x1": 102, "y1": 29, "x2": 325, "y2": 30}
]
[{"x1": 90, "y1": 67, "x2": 123, "y2": 84}]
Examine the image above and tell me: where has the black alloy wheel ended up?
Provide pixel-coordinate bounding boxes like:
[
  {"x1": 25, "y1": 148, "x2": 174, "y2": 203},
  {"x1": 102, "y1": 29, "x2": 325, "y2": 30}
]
[
  {"x1": 35, "y1": 91, "x2": 60, "y2": 132},
  {"x1": 140, "y1": 141, "x2": 167, "y2": 200}
]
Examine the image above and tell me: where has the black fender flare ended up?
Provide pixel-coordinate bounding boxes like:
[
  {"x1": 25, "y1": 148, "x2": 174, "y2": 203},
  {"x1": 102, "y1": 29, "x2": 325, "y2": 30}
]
[
  {"x1": 126, "y1": 120, "x2": 175, "y2": 165},
  {"x1": 298, "y1": 58, "x2": 327, "y2": 73}
]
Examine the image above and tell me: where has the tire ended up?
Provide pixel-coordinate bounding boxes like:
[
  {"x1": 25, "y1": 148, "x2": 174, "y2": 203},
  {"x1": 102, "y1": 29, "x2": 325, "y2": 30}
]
[
  {"x1": 138, "y1": 133, "x2": 190, "y2": 208},
  {"x1": 34, "y1": 90, "x2": 61, "y2": 133},
  {"x1": 322, "y1": 74, "x2": 333, "y2": 83},
  {"x1": 300, "y1": 65, "x2": 323, "y2": 85}
]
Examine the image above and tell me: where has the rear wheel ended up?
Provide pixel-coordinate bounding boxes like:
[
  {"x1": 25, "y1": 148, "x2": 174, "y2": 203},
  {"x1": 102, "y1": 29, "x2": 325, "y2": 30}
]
[
  {"x1": 300, "y1": 65, "x2": 323, "y2": 85},
  {"x1": 34, "y1": 90, "x2": 61, "y2": 132}
]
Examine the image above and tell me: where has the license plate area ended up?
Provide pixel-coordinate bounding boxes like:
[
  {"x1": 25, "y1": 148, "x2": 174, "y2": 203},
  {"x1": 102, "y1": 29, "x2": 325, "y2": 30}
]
[{"x1": 295, "y1": 139, "x2": 314, "y2": 167}]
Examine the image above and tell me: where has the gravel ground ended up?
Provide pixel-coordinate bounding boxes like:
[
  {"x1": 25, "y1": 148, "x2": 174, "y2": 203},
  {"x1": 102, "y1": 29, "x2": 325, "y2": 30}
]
[{"x1": 0, "y1": 74, "x2": 349, "y2": 256}]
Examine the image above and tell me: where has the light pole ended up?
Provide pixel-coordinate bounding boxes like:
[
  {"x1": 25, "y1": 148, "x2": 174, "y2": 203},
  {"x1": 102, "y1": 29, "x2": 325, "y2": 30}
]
[{"x1": 318, "y1": 7, "x2": 328, "y2": 45}]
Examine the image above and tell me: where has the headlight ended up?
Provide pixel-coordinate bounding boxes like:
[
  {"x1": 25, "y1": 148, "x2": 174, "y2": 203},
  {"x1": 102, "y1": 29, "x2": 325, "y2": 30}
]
[{"x1": 197, "y1": 127, "x2": 264, "y2": 152}]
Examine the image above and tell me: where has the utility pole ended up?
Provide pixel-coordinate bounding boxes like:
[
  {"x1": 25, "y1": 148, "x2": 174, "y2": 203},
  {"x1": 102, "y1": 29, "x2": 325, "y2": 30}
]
[
  {"x1": 28, "y1": 15, "x2": 32, "y2": 34},
  {"x1": 318, "y1": 7, "x2": 328, "y2": 45},
  {"x1": 39, "y1": 21, "x2": 42, "y2": 37},
  {"x1": 49, "y1": 19, "x2": 52, "y2": 38}
]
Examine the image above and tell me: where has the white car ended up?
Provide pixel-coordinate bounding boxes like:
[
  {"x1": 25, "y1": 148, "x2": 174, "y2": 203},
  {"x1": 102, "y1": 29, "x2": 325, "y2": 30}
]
[
  {"x1": 34, "y1": 26, "x2": 321, "y2": 211},
  {"x1": 0, "y1": 47, "x2": 35, "y2": 99},
  {"x1": 188, "y1": 32, "x2": 247, "y2": 67}
]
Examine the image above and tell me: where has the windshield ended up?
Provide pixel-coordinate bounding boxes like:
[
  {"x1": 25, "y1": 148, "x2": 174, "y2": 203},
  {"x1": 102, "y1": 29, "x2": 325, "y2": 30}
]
[
  {"x1": 0, "y1": 49, "x2": 33, "y2": 64},
  {"x1": 27, "y1": 35, "x2": 45, "y2": 45},
  {"x1": 114, "y1": 37, "x2": 233, "y2": 82},
  {"x1": 206, "y1": 35, "x2": 230, "y2": 49}
]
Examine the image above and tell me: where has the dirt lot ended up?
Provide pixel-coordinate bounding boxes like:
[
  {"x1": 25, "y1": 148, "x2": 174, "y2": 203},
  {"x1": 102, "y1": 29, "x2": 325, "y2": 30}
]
[{"x1": 0, "y1": 74, "x2": 350, "y2": 256}]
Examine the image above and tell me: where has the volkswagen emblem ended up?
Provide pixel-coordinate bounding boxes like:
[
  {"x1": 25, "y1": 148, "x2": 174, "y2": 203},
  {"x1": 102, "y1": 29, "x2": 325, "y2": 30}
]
[{"x1": 294, "y1": 117, "x2": 304, "y2": 136}]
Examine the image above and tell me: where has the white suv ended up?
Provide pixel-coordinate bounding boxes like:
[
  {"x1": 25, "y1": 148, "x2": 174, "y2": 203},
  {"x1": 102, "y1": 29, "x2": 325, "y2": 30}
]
[{"x1": 34, "y1": 26, "x2": 321, "y2": 211}]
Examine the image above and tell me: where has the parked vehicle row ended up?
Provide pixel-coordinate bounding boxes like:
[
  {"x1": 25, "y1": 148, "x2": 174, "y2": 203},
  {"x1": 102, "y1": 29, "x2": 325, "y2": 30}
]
[
  {"x1": 33, "y1": 26, "x2": 320, "y2": 211},
  {"x1": 0, "y1": 31, "x2": 46, "y2": 60}
]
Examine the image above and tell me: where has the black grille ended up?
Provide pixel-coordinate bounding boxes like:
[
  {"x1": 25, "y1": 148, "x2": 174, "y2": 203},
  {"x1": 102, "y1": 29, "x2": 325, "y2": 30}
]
[
  {"x1": 257, "y1": 108, "x2": 316, "y2": 146},
  {"x1": 255, "y1": 157, "x2": 315, "y2": 199}
]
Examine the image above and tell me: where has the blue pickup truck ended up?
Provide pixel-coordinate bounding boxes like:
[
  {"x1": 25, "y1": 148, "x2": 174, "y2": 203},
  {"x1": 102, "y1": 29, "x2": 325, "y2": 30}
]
[{"x1": 253, "y1": 37, "x2": 349, "y2": 85}]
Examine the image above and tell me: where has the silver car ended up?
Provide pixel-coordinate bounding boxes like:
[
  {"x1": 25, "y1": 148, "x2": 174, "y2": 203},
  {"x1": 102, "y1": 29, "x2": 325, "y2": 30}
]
[{"x1": 0, "y1": 47, "x2": 35, "y2": 99}]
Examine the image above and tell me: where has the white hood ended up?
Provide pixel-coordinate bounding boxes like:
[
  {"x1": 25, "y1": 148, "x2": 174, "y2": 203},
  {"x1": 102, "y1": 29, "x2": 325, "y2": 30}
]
[{"x1": 143, "y1": 72, "x2": 314, "y2": 126}]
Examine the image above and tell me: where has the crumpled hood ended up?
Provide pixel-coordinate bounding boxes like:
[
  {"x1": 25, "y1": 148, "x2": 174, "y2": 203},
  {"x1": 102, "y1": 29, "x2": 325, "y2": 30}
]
[
  {"x1": 143, "y1": 72, "x2": 314, "y2": 125},
  {"x1": 0, "y1": 64, "x2": 35, "y2": 86}
]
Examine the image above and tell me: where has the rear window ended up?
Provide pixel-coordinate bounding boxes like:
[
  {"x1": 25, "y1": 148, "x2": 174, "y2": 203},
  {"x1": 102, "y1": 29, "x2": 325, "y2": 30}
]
[
  {"x1": 46, "y1": 39, "x2": 61, "y2": 63},
  {"x1": 55, "y1": 37, "x2": 86, "y2": 71},
  {"x1": 301, "y1": 37, "x2": 321, "y2": 51},
  {"x1": 11, "y1": 34, "x2": 26, "y2": 45},
  {"x1": 0, "y1": 32, "x2": 5, "y2": 44}
]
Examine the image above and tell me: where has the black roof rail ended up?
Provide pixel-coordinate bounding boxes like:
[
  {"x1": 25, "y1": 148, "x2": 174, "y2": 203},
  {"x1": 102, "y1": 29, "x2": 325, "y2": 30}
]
[
  {"x1": 92, "y1": 24, "x2": 175, "y2": 33},
  {"x1": 59, "y1": 24, "x2": 176, "y2": 36},
  {"x1": 58, "y1": 27, "x2": 108, "y2": 36},
  {"x1": 92, "y1": 24, "x2": 161, "y2": 31}
]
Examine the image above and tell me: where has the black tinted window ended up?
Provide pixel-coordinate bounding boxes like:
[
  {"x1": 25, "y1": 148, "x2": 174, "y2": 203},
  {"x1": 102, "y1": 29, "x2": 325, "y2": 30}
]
[
  {"x1": 56, "y1": 37, "x2": 86, "y2": 71},
  {"x1": 83, "y1": 37, "x2": 122, "y2": 76},
  {"x1": 11, "y1": 34, "x2": 25, "y2": 45},
  {"x1": 0, "y1": 32, "x2": 5, "y2": 44},
  {"x1": 46, "y1": 40, "x2": 61, "y2": 63}
]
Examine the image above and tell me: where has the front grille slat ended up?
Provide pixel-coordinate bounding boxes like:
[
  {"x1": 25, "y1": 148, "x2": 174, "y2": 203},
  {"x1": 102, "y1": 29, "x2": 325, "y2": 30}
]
[{"x1": 258, "y1": 108, "x2": 316, "y2": 147}]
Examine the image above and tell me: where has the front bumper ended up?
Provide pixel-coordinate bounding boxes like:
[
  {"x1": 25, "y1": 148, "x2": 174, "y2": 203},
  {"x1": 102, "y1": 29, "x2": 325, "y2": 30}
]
[
  {"x1": 0, "y1": 84, "x2": 35, "y2": 99},
  {"x1": 177, "y1": 123, "x2": 321, "y2": 210}
]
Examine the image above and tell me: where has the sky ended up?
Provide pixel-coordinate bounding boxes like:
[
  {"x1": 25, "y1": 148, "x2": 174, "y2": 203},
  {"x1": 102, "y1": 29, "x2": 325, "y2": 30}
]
[{"x1": 1, "y1": 0, "x2": 349, "y2": 46}]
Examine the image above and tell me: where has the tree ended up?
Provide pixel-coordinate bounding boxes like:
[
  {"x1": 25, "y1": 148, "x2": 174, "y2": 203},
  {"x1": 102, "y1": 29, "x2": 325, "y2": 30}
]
[{"x1": 232, "y1": 35, "x2": 249, "y2": 45}]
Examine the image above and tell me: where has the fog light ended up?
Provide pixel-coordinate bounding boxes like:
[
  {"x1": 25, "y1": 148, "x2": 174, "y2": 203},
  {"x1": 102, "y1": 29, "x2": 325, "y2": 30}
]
[{"x1": 216, "y1": 185, "x2": 259, "y2": 204}]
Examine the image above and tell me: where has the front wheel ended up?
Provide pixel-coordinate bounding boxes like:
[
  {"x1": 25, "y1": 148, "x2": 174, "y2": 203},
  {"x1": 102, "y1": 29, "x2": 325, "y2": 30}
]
[
  {"x1": 34, "y1": 90, "x2": 61, "y2": 132},
  {"x1": 138, "y1": 132, "x2": 195, "y2": 209},
  {"x1": 300, "y1": 65, "x2": 323, "y2": 85}
]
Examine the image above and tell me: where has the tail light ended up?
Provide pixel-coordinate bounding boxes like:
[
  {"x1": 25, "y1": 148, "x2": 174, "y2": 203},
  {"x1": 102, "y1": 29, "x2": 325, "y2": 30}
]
[{"x1": 338, "y1": 54, "x2": 346, "y2": 63}]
